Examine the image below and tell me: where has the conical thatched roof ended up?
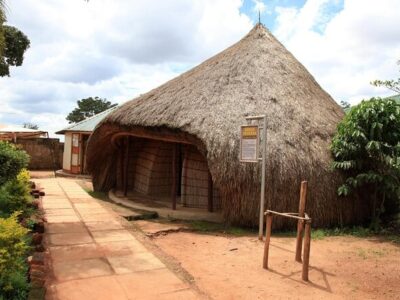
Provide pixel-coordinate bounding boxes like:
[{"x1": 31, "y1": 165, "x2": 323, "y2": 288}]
[{"x1": 87, "y1": 24, "x2": 368, "y2": 227}]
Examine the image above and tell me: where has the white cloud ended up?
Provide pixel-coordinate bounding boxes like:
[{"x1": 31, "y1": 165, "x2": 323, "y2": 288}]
[
  {"x1": 252, "y1": 0, "x2": 267, "y2": 14},
  {"x1": 0, "y1": 0, "x2": 253, "y2": 137},
  {"x1": 273, "y1": 0, "x2": 400, "y2": 104}
]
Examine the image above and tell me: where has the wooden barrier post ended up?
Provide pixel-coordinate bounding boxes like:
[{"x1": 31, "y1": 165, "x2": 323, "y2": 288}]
[
  {"x1": 208, "y1": 171, "x2": 214, "y2": 212},
  {"x1": 123, "y1": 136, "x2": 130, "y2": 196},
  {"x1": 263, "y1": 213, "x2": 273, "y2": 269},
  {"x1": 295, "y1": 181, "x2": 308, "y2": 262},
  {"x1": 302, "y1": 220, "x2": 311, "y2": 281},
  {"x1": 171, "y1": 143, "x2": 177, "y2": 210}
]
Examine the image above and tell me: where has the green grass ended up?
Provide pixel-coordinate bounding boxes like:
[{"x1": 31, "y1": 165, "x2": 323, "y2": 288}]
[
  {"x1": 306, "y1": 226, "x2": 399, "y2": 243},
  {"x1": 188, "y1": 220, "x2": 255, "y2": 236},
  {"x1": 267, "y1": 226, "x2": 399, "y2": 244}
]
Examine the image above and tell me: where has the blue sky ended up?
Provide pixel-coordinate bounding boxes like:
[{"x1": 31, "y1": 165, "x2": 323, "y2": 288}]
[
  {"x1": 1, "y1": 0, "x2": 399, "y2": 137},
  {"x1": 241, "y1": 0, "x2": 344, "y2": 32}
]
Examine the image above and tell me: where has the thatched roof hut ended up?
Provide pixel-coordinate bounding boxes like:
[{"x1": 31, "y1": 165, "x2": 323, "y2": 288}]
[{"x1": 86, "y1": 24, "x2": 368, "y2": 228}]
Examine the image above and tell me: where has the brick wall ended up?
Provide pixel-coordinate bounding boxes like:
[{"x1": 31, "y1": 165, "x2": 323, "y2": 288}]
[{"x1": 16, "y1": 138, "x2": 63, "y2": 170}]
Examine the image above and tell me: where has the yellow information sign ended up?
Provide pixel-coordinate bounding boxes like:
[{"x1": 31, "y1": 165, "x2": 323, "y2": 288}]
[{"x1": 240, "y1": 125, "x2": 259, "y2": 162}]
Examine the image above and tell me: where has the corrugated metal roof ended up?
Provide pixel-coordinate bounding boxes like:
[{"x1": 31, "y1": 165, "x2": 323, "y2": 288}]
[{"x1": 55, "y1": 106, "x2": 118, "y2": 134}]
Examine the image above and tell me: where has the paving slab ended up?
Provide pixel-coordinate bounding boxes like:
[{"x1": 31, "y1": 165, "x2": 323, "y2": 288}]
[
  {"x1": 46, "y1": 215, "x2": 80, "y2": 223},
  {"x1": 37, "y1": 178, "x2": 201, "y2": 299},
  {"x1": 48, "y1": 232, "x2": 93, "y2": 246},
  {"x1": 107, "y1": 252, "x2": 165, "y2": 274},
  {"x1": 42, "y1": 200, "x2": 72, "y2": 210},
  {"x1": 53, "y1": 276, "x2": 126, "y2": 300},
  {"x1": 91, "y1": 229, "x2": 135, "y2": 243},
  {"x1": 97, "y1": 240, "x2": 147, "y2": 256},
  {"x1": 44, "y1": 209, "x2": 77, "y2": 216},
  {"x1": 158, "y1": 288, "x2": 200, "y2": 300},
  {"x1": 79, "y1": 213, "x2": 113, "y2": 222},
  {"x1": 84, "y1": 220, "x2": 124, "y2": 231},
  {"x1": 53, "y1": 258, "x2": 114, "y2": 281},
  {"x1": 75, "y1": 207, "x2": 109, "y2": 215},
  {"x1": 50, "y1": 244, "x2": 102, "y2": 262},
  {"x1": 46, "y1": 222, "x2": 87, "y2": 234}
]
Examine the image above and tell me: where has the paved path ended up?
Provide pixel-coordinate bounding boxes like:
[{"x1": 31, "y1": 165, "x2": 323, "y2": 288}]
[{"x1": 38, "y1": 178, "x2": 200, "y2": 300}]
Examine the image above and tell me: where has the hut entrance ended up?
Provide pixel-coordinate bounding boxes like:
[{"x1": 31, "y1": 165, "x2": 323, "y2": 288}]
[{"x1": 116, "y1": 136, "x2": 220, "y2": 213}]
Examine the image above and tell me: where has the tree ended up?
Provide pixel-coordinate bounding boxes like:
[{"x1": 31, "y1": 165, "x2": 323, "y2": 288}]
[
  {"x1": 371, "y1": 60, "x2": 400, "y2": 94},
  {"x1": 22, "y1": 123, "x2": 38, "y2": 130},
  {"x1": 0, "y1": 26, "x2": 30, "y2": 76},
  {"x1": 340, "y1": 100, "x2": 351, "y2": 110},
  {"x1": 0, "y1": 2, "x2": 30, "y2": 77},
  {"x1": 66, "y1": 97, "x2": 117, "y2": 123},
  {"x1": 0, "y1": 0, "x2": 6, "y2": 53},
  {"x1": 0, "y1": 141, "x2": 29, "y2": 186},
  {"x1": 331, "y1": 98, "x2": 400, "y2": 228}
]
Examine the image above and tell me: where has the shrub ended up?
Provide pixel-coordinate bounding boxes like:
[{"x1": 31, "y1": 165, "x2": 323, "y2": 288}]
[
  {"x1": 0, "y1": 141, "x2": 29, "y2": 186},
  {"x1": 0, "y1": 169, "x2": 32, "y2": 218},
  {"x1": 331, "y1": 98, "x2": 400, "y2": 228},
  {"x1": 0, "y1": 213, "x2": 30, "y2": 299}
]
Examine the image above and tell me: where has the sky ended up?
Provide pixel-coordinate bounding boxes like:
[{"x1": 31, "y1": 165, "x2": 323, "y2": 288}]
[{"x1": 1, "y1": 0, "x2": 400, "y2": 138}]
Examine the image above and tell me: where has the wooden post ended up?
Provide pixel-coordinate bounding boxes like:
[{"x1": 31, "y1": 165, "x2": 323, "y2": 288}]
[
  {"x1": 123, "y1": 136, "x2": 130, "y2": 196},
  {"x1": 295, "y1": 181, "x2": 308, "y2": 262},
  {"x1": 302, "y1": 220, "x2": 311, "y2": 281},
  {"x1": 119, "y1": 139, "x2": 125, "y2": 191},
  {"x1": 208, "y1": 171, "x2": 213, "y2": 212},
  {"x1": 171, "y1": 143, "x2": 177, "y2": 210},
  {"x1": 263, "y1": 214, "x2": 273, "y2": 269}
]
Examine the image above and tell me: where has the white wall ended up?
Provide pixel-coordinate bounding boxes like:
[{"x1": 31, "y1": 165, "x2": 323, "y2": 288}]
[{"x1": 62, "y1": 132, "x2": 72, "y2": 171}]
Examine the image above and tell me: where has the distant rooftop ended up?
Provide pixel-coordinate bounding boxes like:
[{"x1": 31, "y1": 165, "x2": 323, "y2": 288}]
[
  {"x1": 56, "y1": 106, "x2": 118, "y2": 134},
  {"x1": 0, "y1": 124, "x2": 48, "y2": 141}
]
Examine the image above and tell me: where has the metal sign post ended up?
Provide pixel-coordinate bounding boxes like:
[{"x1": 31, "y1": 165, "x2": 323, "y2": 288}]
[{"x1": 240, "y1": 115, "x2": 267, "y2": 240}]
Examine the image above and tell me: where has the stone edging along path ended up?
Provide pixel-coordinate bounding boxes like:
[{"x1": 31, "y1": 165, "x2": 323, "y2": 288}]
[{"x1": 37, "y1": 178, "x2": 200, "y2": 300}]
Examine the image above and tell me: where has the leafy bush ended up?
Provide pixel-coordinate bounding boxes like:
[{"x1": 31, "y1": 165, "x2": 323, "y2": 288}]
[
  {"x1": 331, "y1": 98, "x2": 400, "y2": 228},
  {"x1": 0, "y1": 213, "x2": 30, "y2": 299},
  {"x1": 0, "y1": 169, "x2": 32, "y2": 218},
  {"x1": 0, "y1": 141, "x2": 29, "y2": 186}
]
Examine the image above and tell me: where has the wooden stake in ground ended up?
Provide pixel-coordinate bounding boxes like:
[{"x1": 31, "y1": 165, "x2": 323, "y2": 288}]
[
  {"x1": 302, "y1": 220, "x2": 312, "y2": 281},
  {"x1": 123, "y1": 136, "x2": 130, "y2": 197},
  {"x1": 263, "y1": 213, "x2": 273, "y2": 269},
  {"x1": 295, "y1": 181, "x2": 307, "y2": 262}
]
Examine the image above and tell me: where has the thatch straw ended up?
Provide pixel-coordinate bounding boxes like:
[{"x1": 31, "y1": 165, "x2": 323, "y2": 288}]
[{"x1": 86, "y1": 24, "x2": 369, "y2": 228}]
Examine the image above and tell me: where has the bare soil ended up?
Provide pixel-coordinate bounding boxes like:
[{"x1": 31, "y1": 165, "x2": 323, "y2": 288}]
[{"x1": 149, "y1": 227, "x2": 400, "y2": 299}]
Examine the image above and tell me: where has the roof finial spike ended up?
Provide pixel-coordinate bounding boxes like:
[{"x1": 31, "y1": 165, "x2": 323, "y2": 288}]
[{"x1": 258, "y1": 10, "x2": 261, "y2": 25}]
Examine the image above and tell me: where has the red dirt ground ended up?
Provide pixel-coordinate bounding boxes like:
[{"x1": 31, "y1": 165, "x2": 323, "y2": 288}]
[{"x1": 153, "y1": 232, "x2": 400, "y2": 299}]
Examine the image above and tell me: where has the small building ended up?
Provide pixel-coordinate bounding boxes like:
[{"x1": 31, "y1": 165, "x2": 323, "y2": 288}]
[
  {"x1": 86, "y1": 24, "x2": 369, "y2": 227},
  {"x1": 0, "y1": 124, "x2": 48, "y2": 142},
  {"x1": 56, "y1": 107, "x2": 117, "y2": 175}
]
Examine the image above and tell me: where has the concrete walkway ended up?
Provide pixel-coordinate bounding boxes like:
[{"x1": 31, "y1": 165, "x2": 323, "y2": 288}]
[{"x1": 38, "y1": 178, "x2": 200, "y2": 300}]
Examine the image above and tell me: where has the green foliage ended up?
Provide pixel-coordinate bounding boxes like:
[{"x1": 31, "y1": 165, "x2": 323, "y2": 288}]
[
  {"x1": 0, "y1": 25, "x2": 30, "y2": 77},
  {"x1": 0, "y1": 169, "x2": 33, "y2": 218},
  {"x1": 22, "y1": 122, "x2": 39, "y2": 130},
  {"x1": 0, "y1": 141, "x2": 29, "y2": 186},
  {"x1": 66, "y1": 97, "x2": 117, "y2": 123},
  {"x1": 340, "y1": 100, "x2": 351, "y2": 110},
  {"x1": 371, "y1": 60, "x2": 400, "y2": 94},
  {"x1": 331, "y1": 98, "x2": 400, "y2": 227},
  {"x1": 0, "y1": 212, "x2": 30, "y2": 299}
]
